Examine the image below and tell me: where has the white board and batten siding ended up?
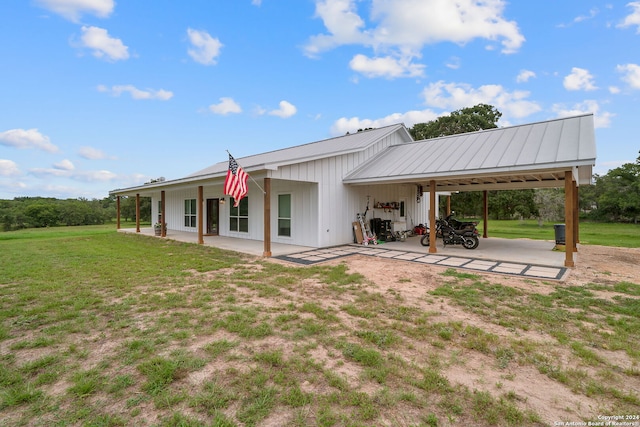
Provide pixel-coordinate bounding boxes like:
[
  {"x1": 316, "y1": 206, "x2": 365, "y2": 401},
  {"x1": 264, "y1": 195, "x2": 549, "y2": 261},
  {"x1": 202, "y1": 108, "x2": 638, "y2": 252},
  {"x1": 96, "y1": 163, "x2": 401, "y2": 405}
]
[
  {"x1": 149, "y1": 179, "x2": 320, "y2": 247},
  {"x1": 271, "y1": 130, "x2": 423, "y2": 247}
]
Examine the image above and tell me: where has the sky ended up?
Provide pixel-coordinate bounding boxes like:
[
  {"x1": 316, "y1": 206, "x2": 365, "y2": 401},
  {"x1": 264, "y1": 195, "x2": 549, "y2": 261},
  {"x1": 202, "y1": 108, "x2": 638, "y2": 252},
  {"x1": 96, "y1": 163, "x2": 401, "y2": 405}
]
[{"x1": 1, "y1": 0, "x2": 639, "y2": 200}]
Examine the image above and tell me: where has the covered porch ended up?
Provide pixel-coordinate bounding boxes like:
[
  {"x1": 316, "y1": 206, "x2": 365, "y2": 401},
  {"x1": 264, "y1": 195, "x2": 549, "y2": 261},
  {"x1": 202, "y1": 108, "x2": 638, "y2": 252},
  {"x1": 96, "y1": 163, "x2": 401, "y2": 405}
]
[
  {"x1": 117, "y1": 227, "x2": 569, "y2": 269},
  {"x1": 343, "y1": 114, "x2": 596, "y2": 268}
]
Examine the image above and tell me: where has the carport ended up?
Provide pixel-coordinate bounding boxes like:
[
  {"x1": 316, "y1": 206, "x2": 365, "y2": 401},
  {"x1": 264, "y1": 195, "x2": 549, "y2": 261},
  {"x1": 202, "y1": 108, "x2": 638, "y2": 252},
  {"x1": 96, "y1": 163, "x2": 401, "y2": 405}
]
[{"x1": 343, "y1": 114, "x2": 597, "y2": 268}]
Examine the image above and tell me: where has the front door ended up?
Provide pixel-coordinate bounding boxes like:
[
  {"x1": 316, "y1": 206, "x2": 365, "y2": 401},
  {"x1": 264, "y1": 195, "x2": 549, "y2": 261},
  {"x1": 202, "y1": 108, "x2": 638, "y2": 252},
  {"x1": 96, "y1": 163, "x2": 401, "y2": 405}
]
[{"x1": 206, "y1": 199, "x2": 219, "y2": 235}]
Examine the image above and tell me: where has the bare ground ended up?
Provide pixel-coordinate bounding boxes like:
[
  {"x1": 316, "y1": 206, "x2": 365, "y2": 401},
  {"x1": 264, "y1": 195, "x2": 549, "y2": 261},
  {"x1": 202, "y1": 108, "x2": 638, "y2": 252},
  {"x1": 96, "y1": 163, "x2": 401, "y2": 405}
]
[{"x1": 309, "y1": 243, "x2": 640, "y2": 425}]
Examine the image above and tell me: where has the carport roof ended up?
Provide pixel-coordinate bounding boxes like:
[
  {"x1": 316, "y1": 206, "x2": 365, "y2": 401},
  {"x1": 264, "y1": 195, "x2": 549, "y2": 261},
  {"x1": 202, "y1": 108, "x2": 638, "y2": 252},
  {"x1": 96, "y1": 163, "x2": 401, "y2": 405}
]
[{"x1": 343, "y1": 114, "x2": 596, "y2": 191}]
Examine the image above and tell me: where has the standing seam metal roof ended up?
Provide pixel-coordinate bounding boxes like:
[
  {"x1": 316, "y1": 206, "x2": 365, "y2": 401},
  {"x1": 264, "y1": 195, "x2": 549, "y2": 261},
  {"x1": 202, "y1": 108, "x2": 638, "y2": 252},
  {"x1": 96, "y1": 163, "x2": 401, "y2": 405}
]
[
  {"x1": 343, "y1": 114, "x2": 596, "y2": 187},
  {"x1": 186, "y1": 123, "x2": 412, "y2": 177}
]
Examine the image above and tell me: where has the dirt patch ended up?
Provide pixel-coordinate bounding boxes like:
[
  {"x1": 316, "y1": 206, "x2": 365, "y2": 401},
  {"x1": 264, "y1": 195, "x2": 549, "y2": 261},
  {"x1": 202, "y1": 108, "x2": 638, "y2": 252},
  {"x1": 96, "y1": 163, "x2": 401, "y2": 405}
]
[{"x1": 309, "y1": 243, "x2": 640, "y2": 425}]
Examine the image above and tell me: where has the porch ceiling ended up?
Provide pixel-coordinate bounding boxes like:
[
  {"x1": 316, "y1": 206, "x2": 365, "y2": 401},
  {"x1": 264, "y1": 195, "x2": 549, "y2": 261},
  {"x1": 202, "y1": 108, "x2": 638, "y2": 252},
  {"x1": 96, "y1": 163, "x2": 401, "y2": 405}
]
[{"x1": 346, "y1": 164, "x2": 593, "y2": 192}]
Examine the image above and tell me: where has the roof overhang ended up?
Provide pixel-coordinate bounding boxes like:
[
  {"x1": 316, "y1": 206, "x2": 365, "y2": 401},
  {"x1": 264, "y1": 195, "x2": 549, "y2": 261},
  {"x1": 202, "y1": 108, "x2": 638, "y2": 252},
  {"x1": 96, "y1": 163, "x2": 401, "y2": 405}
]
[{"x1": 344, "y1": 163, "x2": 594, "y2": 192}]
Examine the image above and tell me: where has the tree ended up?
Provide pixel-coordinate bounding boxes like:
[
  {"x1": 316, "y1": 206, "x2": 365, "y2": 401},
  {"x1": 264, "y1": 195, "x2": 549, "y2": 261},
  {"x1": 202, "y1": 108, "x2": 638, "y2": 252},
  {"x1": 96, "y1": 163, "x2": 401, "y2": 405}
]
[
  {"x1": 409, "y1": 103, "x2": 502, "y2": 140},
  {"x1": 120, "y1": 196, "x2": 151, "y2": 222},
  {"x1": 488, "y1": 189, "x2": 538, "y2": 220},
  {"x1": 24, "y1": 203, "x2": 59, "y2": 227},
  {"x1": 448, "y1": 192, "x2": 483, "y2": 218},
  {"x1": 595, "y1": 153, "x2": 640, "y2": 223},
  {"x1": 535, "y1": 188, "x2": 565, "y2": 223}
]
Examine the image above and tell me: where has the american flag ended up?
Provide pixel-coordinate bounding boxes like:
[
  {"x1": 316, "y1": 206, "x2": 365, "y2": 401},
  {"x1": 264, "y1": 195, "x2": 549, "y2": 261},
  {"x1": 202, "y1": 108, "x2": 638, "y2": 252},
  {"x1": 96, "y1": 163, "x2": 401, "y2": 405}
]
[{"x1": 224, "y1": 153, "x2": 248, "y2": 207}]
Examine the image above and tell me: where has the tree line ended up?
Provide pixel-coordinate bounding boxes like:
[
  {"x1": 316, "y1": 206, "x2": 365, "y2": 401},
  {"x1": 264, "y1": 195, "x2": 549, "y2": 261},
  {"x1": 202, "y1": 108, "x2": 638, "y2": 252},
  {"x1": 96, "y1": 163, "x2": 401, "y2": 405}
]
[
  {"x1": 2, "y1": 104, "x2": 637, "y2": 230},
  {"x1": 0, "y1": 196, "x2": 151, "y2": 231}
]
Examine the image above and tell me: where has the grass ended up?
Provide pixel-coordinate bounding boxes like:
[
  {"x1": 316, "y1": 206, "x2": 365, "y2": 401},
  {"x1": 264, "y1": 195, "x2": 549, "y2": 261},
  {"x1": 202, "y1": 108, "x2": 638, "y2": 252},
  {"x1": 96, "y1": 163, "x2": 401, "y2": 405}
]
[
  {"x1": 474, "y1": 219, "x2": 640, "y2": 247},
  {"x1": 0, "y1": 224, "x2": 638, "y2": 426}
]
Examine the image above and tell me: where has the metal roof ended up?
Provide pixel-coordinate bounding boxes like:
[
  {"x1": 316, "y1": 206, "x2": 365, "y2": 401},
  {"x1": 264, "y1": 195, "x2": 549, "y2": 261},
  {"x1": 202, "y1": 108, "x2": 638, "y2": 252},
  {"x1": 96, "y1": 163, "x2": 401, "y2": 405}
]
[
  {"x1": 343, "y1": 114, "x2": 596, "y2": 191},
  {"x1": 186, "y1": 123, "x2": 413, "y2": 177},
  {"x1": 110, "y1": 115, "x2": 596, "y2": 196}
]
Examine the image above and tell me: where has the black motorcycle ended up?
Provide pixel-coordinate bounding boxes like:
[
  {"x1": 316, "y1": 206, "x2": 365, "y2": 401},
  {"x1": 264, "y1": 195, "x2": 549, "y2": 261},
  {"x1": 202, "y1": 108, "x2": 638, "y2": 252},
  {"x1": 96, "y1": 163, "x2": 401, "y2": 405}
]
[
  {"x1": 444, "y1": 212, "x2": 477, "y2": 233},
  {"x1": 420, "y1": 215, "x2": 480, "y2": 250}
]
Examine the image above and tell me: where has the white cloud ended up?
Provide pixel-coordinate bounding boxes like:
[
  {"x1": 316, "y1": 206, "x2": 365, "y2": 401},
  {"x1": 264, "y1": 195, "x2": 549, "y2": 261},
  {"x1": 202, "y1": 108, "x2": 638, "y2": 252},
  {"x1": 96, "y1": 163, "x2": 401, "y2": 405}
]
[
  {"x1": 305, "y1": 0, "x2": 525, "y2": 59},
  {"x1": 563, "y1": 67, "x2": 597, "y2": 91},
  {"x1": 252, "y1": 0, "x2": 262, "y2": 5},
  {"x1": 617, "y1": 63, "x2": 640, "y2": 89},
  {"x1": 54, "y1": 159, "x2": 75, "y2": 171},
  {"x1": 97, "y1": 84, "x2": 173, "y2": 100},
  {"x1": 79, "y1": 26, "x2": 129, "y2": 61},
  {"x1": 73, "y1": 170, "x2": 118, "y2": 182},
  {"x1": 36, "y1": 0, "x2": 114, "y2": 22},
  {"x1": 445, "y1": 56, "x2": 461, "y2": 70},
  {"x1": 304, "y1": 0, "x2": 368, "y2": 57},
  {"x1": 349, "y1": 54, "x2": 425, "y2": 78},
  {"x1": 0, "y1": 128, "x2": 59, "y2": 153},
  {"x1": 269, "y1": 101, "x2": 297, "y2": 118},
  {"x1": 609, "y1": 86, "x2": 621, "y2": 94},
  {"x1": 30, "y1": 165, "x2": 117, "y2": 182},
  {"x1": 574, "y1": 8, "x2": 599, "y2": 23},
  {"x1": 516, "y1": 69, "x2": 536, "y2": 83},
  {"x1": 0, "y1": 159, "x2": 21, "y2": 177},
  {"x1": 187, "y1": 28, "x2": 223, "y2": 65},
  {"x1": 29, "y1": 167, "x2": 70, "y2": 178},
  {"x1": 209, "y1": 97, "x2": 242, "y2": 115},
  {"x1": 421, "y1": 81, "x2": 541, "y2": 119},
  {"x1": 331, "y1": 109, "x2": 440, "y2": 136},
  {"x1": 79, "y1": 146, "x2": 114, "y2": 160},
  {"x1": 552, "y1": 100, "x2": 613, "y2": 128},
  {"x1": 618, "y1": 1, "x2": 640, "y2": 33}
]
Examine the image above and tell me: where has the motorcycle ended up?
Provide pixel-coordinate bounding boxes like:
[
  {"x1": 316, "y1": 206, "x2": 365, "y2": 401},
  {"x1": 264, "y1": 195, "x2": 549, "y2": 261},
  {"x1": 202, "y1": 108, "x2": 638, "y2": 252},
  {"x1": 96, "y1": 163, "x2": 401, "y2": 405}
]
[
  {"x1": 443, "y1": 211, "x2": 478, "y2": 233},
  {"x1": 420, "y1": 214, "x2": 480, "y2": 250}
]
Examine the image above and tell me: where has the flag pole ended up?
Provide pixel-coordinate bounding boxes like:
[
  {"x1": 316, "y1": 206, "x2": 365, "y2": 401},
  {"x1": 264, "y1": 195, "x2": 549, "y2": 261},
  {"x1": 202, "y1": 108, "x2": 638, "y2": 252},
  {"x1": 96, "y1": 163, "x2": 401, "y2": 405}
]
[{"x1": 226, "y1": 150, "x2": 266, "y2": 194}]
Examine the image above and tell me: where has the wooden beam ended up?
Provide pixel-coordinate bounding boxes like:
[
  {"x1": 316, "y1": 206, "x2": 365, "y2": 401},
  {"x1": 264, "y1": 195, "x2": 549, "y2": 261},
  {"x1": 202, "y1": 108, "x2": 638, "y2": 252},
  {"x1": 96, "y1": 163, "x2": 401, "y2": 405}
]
[
  {"x1": 116, "y1": 196, "x2": 121, "y2": 230},
  {"x1": 483, "y1": 190, "x2": 488, "y2": 238},
  {"x1": 564, "y1": 171, "x2": 575, "y2": 267},
  {"x1": 429, "y1": 180, "x2": 437, "y2": 253},
  {"x1": 446, "y1": 195, "x2": 451, "y2": 216},
  {"x1": 263, "y1": 178, "x2": 272, "y2": 257},
  {"x1": 135, "y1": 193, "x2": 140, "y2": 233},
  {"x1": 197, "y1": 186, "x2": 204, "y2": 245},
  {"x1": 161, "y1": 191, "x2": 166, "y2": 237},
  {"x1": 574, "y1": 184, "x2": 579, "y2": 246}
]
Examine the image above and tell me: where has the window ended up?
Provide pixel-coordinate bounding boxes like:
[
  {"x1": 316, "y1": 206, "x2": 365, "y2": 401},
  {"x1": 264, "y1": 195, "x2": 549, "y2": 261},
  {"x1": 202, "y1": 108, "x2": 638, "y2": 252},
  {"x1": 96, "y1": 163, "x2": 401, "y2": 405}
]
[
  {"x1": 278, "y1": 194, "x2": 291, "y2": 237},
  {"x1": 229, "y1": 197, "x2": 248, "y2": 232},
  {"x1": 184, "y1": 199, "x2": 196, "y2": 227}
]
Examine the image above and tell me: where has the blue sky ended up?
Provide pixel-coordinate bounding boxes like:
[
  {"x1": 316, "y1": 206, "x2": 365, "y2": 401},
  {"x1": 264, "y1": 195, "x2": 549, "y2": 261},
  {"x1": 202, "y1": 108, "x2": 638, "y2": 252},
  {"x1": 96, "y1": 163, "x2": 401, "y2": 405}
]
[{"x1": 1, "y1": 0, "x2": 639, "y2": 200}]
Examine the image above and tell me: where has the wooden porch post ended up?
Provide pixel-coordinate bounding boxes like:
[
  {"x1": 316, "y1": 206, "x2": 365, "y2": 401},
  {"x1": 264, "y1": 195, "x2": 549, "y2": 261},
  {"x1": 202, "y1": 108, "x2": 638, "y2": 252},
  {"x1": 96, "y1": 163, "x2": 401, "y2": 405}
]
[
  {"x1": 483, "y1": 190, "x2": 489, "y2": 238},
  {"x1": 116, "y1": 196, "x2": 121, "y2": 230},
  {"x1": 135, "y1": 193, "x2": 140, "y2": 233},
  {"x1": 263, "y1": 178, "x2": 272, "y2": 257},
  {"x1": 446, "y1": 195, "x2": 451, "y2": 216},
  {"x1": 197, "y1": 186, "x2": 204, "y2": 244},
  {"x1": 574, "y1": 184, "x2": 580, "y2": 246},
  {"x1": 564, "y1": 171, "x2": 575, "y2": 267},
  {"x1": 429, "y1": 180, "x2": 437, "y2": 253},
  {"x1": 161, "y1": 191, "x2": 166, "y2": 237}
]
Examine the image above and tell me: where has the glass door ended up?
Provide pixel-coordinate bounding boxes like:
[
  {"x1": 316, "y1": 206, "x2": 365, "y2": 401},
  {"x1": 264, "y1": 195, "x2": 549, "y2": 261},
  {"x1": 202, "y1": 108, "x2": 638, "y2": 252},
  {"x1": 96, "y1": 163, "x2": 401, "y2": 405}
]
[{"x1": 206, "y1": 199, "x2": 219, "y2": 235}]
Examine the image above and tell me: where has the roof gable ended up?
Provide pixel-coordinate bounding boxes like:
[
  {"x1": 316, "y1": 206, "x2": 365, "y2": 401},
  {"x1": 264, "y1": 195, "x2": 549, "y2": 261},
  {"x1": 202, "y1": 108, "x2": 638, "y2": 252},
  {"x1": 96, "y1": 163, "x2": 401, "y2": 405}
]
[{"x1": 187, "y1": 123, "x2": 412, "y2": 177}]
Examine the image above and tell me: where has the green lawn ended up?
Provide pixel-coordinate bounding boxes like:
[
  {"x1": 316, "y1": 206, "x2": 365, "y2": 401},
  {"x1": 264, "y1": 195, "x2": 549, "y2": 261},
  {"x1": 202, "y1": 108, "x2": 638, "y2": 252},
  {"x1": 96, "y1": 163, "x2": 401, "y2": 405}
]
[
  {"x1": 0, "y1": 225, "x2": 638, "y2": 426},
  {"x1": 471, "y1": 219, "x2": 640, "y2": 248}
]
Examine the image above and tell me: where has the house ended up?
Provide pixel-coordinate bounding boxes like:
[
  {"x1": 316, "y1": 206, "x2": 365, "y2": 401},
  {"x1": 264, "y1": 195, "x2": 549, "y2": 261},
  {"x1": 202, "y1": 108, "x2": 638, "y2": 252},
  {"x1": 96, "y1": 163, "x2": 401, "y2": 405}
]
[{"x1": 110, "y1": 113, "x2": 596, "y2": 267}]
